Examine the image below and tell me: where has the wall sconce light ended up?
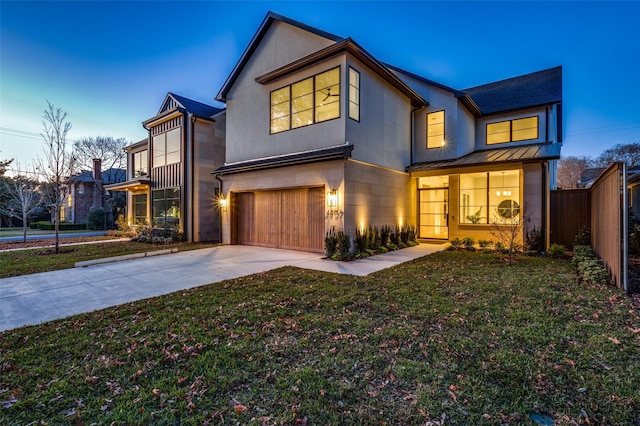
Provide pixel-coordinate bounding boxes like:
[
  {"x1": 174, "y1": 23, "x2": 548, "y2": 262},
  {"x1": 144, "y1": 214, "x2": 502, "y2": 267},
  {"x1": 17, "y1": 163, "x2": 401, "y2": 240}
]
[
  {"x1": 218, "y1": 197, "x2": 228, "y2": 212},
  {"x1": 326, "y1": 189, "x2": 343, "y2": 218}
]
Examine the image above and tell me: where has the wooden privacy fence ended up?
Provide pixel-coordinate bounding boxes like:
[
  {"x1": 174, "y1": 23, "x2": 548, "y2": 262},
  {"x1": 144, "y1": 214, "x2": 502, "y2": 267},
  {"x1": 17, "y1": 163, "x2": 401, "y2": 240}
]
[
  {"x1": 551, "y1": 162, "x2": 628, "y2": 291},
  {"x1": 550, "y1": 189, "x2": 591, "y2": 249}
]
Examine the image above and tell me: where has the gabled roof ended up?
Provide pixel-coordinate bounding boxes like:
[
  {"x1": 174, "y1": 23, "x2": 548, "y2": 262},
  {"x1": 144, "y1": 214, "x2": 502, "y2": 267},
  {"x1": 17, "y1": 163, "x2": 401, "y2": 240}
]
[
  {"x1": 216, "y1": 11, "x2": 343, "y2": 102},
  {"x1": 69, "y1": 168, "x2": 126, "y2": 184},
  {"x1": 254, "y1": 38, "x2": 427, "y2": 108},
  {"x1": 408, "y1": 143, "x2": 561, "y2": 173},
  {"x1": 161, "y1": 92, "x2": 223, "y2": 118},
  {"x1": 463, "y1": 66, "x2": 562, "y2": 115}
]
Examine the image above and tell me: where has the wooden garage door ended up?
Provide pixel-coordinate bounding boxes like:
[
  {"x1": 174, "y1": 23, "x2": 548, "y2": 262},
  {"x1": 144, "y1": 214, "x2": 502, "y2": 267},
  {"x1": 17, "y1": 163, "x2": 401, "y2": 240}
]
[{"x1": 234, "y1": 187, "x2": 324, "y2": 253}]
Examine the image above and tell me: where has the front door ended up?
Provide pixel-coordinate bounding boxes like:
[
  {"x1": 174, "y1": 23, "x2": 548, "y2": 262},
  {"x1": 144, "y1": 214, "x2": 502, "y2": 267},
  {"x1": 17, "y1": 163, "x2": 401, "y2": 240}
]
[{"x1": 419, "y1": 188, "x2": 449, "y2": 239}]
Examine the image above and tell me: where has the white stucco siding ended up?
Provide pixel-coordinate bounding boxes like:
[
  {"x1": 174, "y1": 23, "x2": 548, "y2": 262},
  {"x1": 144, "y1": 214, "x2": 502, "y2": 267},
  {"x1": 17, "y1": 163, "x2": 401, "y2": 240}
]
[
  {"x1": 345, "y1": 57, "x2": 411, "y2": 171},
  {"x1": 475, "y1": 107, "x2": 549, "y2": 149},
  {"x1": 225, "y1": 22, "x2": 339, "y2": 164}
]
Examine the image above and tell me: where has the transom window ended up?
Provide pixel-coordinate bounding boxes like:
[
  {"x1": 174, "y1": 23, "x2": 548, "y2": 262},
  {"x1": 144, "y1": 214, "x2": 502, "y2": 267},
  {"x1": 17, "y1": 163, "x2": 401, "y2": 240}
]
[
  {"x1": 152, "y1": 128, "x2": 181, "y2": 167},
  {"x1": 459, "y1": 170, "x2": 520, "y2": 224},
  {"x1": 132, "y1": 150, "x2": 148, "y2": 177},
  {"x1": 486, "y1": 116, "x2": 538, "y2": 145},
  {"x1": 348, "y1": 67, "x2": 360, "y2": 121},
  {"x1": 427, "y1": 110, "x2": 445, "y2": 148},
  {"x1": 270, "y1": 67, "x2": 340, "y2": 134}
]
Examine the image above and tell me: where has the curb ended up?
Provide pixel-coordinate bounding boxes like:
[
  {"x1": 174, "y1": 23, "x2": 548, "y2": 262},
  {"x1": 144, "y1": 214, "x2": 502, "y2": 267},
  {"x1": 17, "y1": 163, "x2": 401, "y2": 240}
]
[{"x1": 75, "y1": 248, "x2": 179, "y2": 268}]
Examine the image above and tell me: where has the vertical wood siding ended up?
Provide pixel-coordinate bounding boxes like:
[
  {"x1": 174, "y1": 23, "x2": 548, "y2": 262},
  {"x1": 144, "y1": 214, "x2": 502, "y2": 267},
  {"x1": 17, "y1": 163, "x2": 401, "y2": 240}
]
[
  {"x1": 151, "y1": 163, "x2": 183, "y2": 189},
  {"x1": 550, "y1": 189, "x2": 591, "y2": 249},
  {"x1": 591, "y1": 163, "x2": 624, "y2": 289},
  {"x1": 150, "y1": 117, "x2": 182, "y2": 136}
]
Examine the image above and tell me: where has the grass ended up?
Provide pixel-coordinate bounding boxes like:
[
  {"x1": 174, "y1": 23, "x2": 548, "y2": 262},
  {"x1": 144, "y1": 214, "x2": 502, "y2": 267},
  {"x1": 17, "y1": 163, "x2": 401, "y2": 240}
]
[
  {"x1": 1, "y1": 251, "x2": 639, "y2": 424},
  {"x1": 0, "y1": 227, "x2": 101, "y2": 237},
  {"x1": 0, "y1": 241, "x2": 219, "y2": 278}
]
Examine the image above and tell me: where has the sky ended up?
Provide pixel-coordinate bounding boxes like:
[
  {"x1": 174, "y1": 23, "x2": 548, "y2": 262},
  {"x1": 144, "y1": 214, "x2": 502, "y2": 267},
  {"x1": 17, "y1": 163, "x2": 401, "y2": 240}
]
[{"x1": 1, "y1": 1, "x2": 639, "y2": 174}]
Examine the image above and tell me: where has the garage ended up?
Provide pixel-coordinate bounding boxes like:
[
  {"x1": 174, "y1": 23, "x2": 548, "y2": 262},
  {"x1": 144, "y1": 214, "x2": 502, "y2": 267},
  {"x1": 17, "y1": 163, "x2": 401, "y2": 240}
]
[{"x1": 232, "y1": 187, "x2": 325, "y2": 253}]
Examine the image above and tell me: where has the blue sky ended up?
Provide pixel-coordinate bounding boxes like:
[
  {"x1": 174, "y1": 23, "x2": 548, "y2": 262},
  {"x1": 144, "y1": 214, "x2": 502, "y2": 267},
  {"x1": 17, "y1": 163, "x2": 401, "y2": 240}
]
[{"x1": 1, "y1": 1, "x2": 639, "y2": 172}]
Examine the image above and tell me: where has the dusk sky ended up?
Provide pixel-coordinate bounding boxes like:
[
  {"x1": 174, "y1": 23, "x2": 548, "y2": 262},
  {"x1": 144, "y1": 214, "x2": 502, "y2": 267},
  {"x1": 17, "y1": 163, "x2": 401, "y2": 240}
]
[{"x1": 1, "y1": 1, "x2": 639, "y2": 174}]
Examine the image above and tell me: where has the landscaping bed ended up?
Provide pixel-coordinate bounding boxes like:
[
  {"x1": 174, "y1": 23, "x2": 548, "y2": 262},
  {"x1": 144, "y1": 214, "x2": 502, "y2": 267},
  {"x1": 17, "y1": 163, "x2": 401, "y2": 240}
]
[{"x1": 1, "y1": 252, "x2": 638, "y2": 424}]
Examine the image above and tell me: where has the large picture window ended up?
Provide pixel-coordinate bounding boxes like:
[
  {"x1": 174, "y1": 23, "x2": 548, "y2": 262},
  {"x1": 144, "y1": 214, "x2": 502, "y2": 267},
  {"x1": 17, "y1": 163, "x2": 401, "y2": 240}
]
[
  {"x1": 152, "y1": 128, "x2": 181, "y2": 167},
  {"x1": 152, "y1": 188, "x2": 180, "y2": 229},
  {"x1": 487, "y1": 116, "x2": 538, "y2": 145},
  {"x1": 132, "y1": 150, "x2": 148, "y2": 177},
  {"x1": 427, "y1": 110, "x2": 445, "y2": 148},
  {"x1": 270, "y1": 67, "x2": 340, "y2": 134},
  {"x1": 459, "y1": 170, "x2": 520, "y2": 224}
]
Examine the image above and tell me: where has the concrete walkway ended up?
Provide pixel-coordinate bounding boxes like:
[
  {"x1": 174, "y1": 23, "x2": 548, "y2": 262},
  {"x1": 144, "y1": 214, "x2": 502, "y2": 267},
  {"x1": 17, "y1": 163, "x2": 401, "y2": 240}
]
[{"x1": 0, "y1": 243, "x2": 446, "y2": 332}]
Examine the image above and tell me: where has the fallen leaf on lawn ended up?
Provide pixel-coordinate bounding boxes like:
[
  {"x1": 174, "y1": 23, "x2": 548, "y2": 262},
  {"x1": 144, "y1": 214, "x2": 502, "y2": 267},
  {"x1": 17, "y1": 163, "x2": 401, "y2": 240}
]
[
  {"x1": 152, "y1": 388, "x2": 160, "y2": 396},
  {"x1": 234, "y1": 404, "x2": 248, "y2": 412},
  {"x1": 608, "y1": 336, "x2": 621, "y2": 345}
]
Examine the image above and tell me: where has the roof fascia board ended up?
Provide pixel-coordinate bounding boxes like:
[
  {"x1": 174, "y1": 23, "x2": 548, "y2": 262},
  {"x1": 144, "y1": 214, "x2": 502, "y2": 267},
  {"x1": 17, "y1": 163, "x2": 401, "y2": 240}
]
[
  {"x1": 142, "y1": 108, "x2": 184, "y2": 129},
  {"x1": 216, "y1": 11, "x2": 343, "y2": 102},
  {"x1": 255, "y1": 38, "x2": 427, "y2": 108}
]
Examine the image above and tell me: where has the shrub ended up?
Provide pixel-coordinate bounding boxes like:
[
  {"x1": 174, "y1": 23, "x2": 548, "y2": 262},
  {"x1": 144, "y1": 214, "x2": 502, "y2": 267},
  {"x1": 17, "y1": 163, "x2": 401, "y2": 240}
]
[
  {"x1": 354, "y1": 227, "x2": 368, "y2": 254},
  {"x1": 336, "y1": 229, "x2": 352, "y2": 261},
  {"x1": 577, "y1": 259, "x2": 609, "y2": 285},
  {"x1": 629, "y1": 222, "x2": 640, "y2": 256},
  {"x1": 86, "y1": 207, "x2": 106, "y2": 230},
  {"x1": 36, "y1": 222, "x2": 87, "y2": 231},
  {"x1": 324, "y1": 226, "x2": 339, "y2": 258},
  {"x1": 380, "y1": 225, "x2": 392, "y2": 248},
  {"x1": 571, "y1": 245, "x2": 594, "y2": 266},
  {"x1": 526, "y1": 227, "x2": 543, "y2": 253},
  {"x1": 478, "y1": 239, "x2": 492, "y2": 251},
  {"x1": 547, "y1": 243, "x2": 566, "y2": 258},
  {"x1": 573, "y1": 226, "x2": 592, "y2": 247},
  {"x1": 449, "y1": 238, "x2": 463, "y2": 250},
  {"x1": 29, "y1": 221, "x2": 50, "y2": 229},
  {"x1": 462, "y1": 237, "x2": 475, "y2": 251}
]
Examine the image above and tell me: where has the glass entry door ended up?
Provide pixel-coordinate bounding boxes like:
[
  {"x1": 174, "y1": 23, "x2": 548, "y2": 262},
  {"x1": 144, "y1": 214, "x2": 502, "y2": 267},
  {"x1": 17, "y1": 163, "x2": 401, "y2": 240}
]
[{"x1": 419, "y1": 188, "x2": 449, "y2": 239}]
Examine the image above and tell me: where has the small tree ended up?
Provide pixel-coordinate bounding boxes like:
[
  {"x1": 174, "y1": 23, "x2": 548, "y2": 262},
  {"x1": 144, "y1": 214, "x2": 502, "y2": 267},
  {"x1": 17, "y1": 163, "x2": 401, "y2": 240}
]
[
  {"x1": 36, "y1": 101, "x2": 77, "y2": 254},
  {"x1": 490, "y1": 204, "x2": 528, "y2": 263},
  {"x1": 0, "y1": 169, "x2": 42, "y2": 242}
]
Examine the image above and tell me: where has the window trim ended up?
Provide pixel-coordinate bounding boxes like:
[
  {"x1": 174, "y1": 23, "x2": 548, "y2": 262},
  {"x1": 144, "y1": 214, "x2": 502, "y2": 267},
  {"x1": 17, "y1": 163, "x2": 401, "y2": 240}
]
[
  {"x1": 152, "y1": 128, "x2": 182, "y2": 168},
  {"x1": 486, "y1": 116, "x2": 539, "y2": 145},
  {"x1": 132, "y1": 150, "x2": 148, "y2": 178},
  {"x1": 270, "y1": 66, "x2": 341, "y2": 135},
  {"x1": 348, "y1": 67, "x2": 360, "y2": 122},
  {"x1": 459, "y1": 170, "x2": 521, "y2": 225},
  {"x1": 427, "y1": 110, "x2": 445, "y2": 149}
]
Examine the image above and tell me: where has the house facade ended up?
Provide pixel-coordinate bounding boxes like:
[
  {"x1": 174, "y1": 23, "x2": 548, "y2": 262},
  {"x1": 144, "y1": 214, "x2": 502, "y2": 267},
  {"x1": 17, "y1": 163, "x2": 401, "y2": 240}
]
[
  {"x1": 62, "y1": 158, "x2": 125, "y2": 225},
  {"x1": 212, "y1": 13, "x2": 563, "y2": 253},
  {"x1": 106, "y1": 93, "x2": 226, "y2": 242}
]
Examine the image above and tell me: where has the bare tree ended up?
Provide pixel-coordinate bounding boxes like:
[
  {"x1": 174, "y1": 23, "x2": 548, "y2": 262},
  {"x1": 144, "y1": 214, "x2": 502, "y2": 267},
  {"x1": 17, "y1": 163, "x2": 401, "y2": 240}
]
[
  {"x1": 73, "y1": 136, "x2": 128, "y2": 171},
  {"x1": 593, "y1": 142, "x2": 640, "y2": 168},
  {"x1": 557, "y1": 155, "x2": 593, "y2": 189},
  {"x1": 490, "y1": 204, "x2": 528, "y2": 263},
  {"x1": 36, "y1": 101, "x2": 77, "y2": 253},
  {"x1": 0, "y1": 168, "x2": 42, "y2": 242}
]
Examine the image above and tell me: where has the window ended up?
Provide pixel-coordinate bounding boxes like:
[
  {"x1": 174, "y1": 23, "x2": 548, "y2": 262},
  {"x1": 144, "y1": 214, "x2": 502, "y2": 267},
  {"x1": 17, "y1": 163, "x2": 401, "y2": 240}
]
[
  {"x1": 459, "y1": 170, "x2": 520, "y2": 224},
  {"x1": 133, "y1": 150, "x2": 148, "y2": 177},
  {"x1": 349, "y1": 67, "x2": 360, "y2": 121},
  {"x1": 133, "y1": 194, "x2": 147, "y2": 224},
  {"x1": 152, "y1": 128, "x2": 181, "y2": 167},
  {"x1": 152, "y1": 188, "x2": 180, "y2": 230},
  {"x1": 487, "y1": 116, "x2": 538, "y2": 145},
  {"x1": 427, "y1": 111, "x2": 445, "y2": 148},
  {"x1": 270, "y1": 67, "x2": 340, "y2": 134}
]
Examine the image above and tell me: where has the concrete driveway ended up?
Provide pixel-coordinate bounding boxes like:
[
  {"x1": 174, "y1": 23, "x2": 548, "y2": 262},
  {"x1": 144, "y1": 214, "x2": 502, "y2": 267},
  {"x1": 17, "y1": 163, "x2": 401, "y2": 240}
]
[{"x1": 0, "y1": 243, "x2": 445, "y2": 332}]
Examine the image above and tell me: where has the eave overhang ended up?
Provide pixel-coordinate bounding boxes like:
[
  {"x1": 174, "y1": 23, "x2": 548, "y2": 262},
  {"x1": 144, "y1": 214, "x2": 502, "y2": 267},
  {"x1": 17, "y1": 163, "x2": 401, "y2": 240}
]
[
  {"x1": 142, "y1": 108, "x2": 184, "y2": 130},
  {"x1": 255, "y1": 38, "x2": 428, "y2": 108},
  {"x1": 214, "y1": 144, "x2": 354, "y2": 176},
  {"x1": 408, "y1": 143, "x2": 561, "y2": 174},
  {"x1": 104, "y1": 178, "x2": 151, "y2": 192}
]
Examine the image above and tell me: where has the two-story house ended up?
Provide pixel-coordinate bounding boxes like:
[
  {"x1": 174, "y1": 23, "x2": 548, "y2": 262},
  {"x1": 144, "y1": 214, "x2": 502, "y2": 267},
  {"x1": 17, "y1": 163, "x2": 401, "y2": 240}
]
[
  {"x1": 106, "y1": 93, "x2": 226, "y2": 242},
  {"x1": 212, "y1": 12, "x2": 562, "y2": 253}
]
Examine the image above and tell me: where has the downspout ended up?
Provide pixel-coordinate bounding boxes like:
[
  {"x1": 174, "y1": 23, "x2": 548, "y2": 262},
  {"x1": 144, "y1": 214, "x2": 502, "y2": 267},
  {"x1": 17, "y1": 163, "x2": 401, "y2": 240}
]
[
  {"x1": 541, "y1": 160, "x2": 548, "y2": 249},
  {"x1": 215, "y1": 174, "x2": 223, "y2": 244},
  {"x1": 190, "y1": 114, "x2": 196, "y2": 243}
]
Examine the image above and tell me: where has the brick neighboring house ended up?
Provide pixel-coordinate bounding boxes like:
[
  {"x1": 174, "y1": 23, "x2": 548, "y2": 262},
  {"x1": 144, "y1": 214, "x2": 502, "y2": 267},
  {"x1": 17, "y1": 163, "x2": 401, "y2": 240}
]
[{"x1": 61, "y1": 158, "x2": 125, "y2": 225}]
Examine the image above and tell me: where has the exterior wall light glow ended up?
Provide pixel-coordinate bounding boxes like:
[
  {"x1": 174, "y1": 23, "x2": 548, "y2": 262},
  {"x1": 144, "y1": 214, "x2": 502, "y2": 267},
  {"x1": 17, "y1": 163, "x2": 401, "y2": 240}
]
[
  {"x1": 218, "y1": 197, "x2": 228, "y2": 212},
  {"x1": 326, "y1": 189, "x2": 343, "y2": 218}
]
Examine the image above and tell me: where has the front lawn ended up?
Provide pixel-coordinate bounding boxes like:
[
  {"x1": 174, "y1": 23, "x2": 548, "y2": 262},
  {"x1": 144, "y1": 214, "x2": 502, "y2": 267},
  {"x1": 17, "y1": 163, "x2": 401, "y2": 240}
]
[
  {"x1": 0, "y1": 241, "x2": 219, "y2": 278},
  {"x1": 1, "y1": 252, "x2": 639, "y2": 424}
]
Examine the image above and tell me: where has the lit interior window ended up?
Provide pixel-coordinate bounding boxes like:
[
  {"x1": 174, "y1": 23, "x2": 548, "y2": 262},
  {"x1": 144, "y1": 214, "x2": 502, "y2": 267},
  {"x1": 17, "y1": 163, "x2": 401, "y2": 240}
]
[{"x1": 427, "y1": 111, "x2": 445, "y2": 148}]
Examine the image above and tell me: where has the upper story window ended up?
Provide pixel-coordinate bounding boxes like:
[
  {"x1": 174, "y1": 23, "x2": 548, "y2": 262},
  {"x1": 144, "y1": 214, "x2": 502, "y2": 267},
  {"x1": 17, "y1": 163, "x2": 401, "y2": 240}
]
[
  {"x1": 486, "y1": 116, "x2": 538, "y2": 145},
  {"x1": 348, "y1": 67, "x2": 360, "y2": 121},
  {"x1": 132, "y1": 150, "x2": 148, "y2": 177},
  {"x1": 270, "y1": 67, "x2": 340, "y2": 134},
  {"x1": 427, "y1": 110, "x2": 445, "y2": 148},
  {"x1": 152, "y1": 128, "x2": 181, "y2": 167}
]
